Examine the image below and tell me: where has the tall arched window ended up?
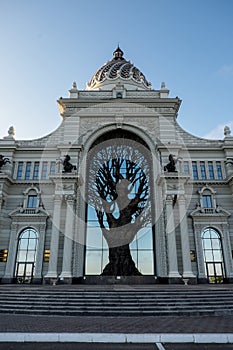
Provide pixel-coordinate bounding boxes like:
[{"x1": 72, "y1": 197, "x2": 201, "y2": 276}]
[
  {"x1": 85, "y1": 130, "x2": 154, "y2": 277},
  {"x1": 15, "y1": 228, "x2": 38, "y2": 283},
  {"x1": 201, "y1": 227, "x2": 225, "y2": 283}
]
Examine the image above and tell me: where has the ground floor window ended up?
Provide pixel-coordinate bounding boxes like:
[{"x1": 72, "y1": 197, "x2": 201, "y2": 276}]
[
  {"x1": 14, "y1": 228, "x2": 38, "y2": 283},
  {"x1": 201, "y1": 227, "x2": 225, "y2": 283}
]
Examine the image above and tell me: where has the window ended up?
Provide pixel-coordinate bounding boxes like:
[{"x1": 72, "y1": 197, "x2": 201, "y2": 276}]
[
  {"x1": 200, "y1": 162, "x2": 207, "y2": 180},
  {"x1": 16, "y1": 162, "x2": 23, "y2": 180},
  {"x1": 33, "y1": 162, "x2": 39, "y2": 180},
  {"x1": 85, "y1": 130, "x2": 154, "y2": 276},
  {"x1": 216, "y1": 162, "x2": 223, "y2": 180},
  {"x1": 183, "y1": 162, "x2": 189, "y2": 175},
  {"x1": 25, "y1": 162, "x2": 31, "y2": 180},
  {"x1": 50, "y1": 162, "x2": 56, "y2": 174},
  {"x1": 208, "y1": 162, "x2": 214, "y2": 180},
  {"x1": 202, "y1": 228, "x2": 225, "y2": 283},
  {"x1": 27, "y1": 195, "x2": 37, "y2": 208},
  {"x1": 192, "y1": 162, "x2": 198, "y2": 180},
  {"x1": 15, "y1": 228, "x2": 38, "y2": 283},
  {"x1": 41, "y1": 162, "x2": 48, "y2": 179},
  {"x1": 202, "y1": 195, "x2": 212, "y2": 208}
]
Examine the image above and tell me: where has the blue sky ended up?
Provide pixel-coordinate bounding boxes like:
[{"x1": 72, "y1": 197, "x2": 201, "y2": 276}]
[{"x1": 0, "y1": 0, "x2": 233, "y2": 140}]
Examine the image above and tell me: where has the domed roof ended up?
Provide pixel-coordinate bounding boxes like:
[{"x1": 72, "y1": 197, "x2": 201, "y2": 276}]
[{"x1": 86, "y1": 47, "x2": 151, "y2": 91}]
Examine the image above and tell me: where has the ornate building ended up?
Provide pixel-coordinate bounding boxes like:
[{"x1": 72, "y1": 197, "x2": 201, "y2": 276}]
[{"x1": 1, "y1": 47, "x2": 233, "y2": 285}]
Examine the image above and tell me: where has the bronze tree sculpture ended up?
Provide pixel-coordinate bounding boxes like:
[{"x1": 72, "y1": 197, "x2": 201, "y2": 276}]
[{"x1": 87, "y1": 134, "x2": 151, "y2": 276}]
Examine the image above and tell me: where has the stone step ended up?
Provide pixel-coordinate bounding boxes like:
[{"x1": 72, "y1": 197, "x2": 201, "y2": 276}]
[
  {"x1": 0, "y1": 286, "x2": 233, "y2": 317},
  {"x1": 0, "y1": 306, "x2": 232, "y2": 317},
  {"x1": 0, "y1": 297, "x2": 232, "y2": 305}
]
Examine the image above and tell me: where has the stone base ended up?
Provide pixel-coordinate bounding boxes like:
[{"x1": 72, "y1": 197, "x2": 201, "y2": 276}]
[
  {"x1": 58, "y1": 277, "x2": 73, "y2": 284},
  {"x1": 1, "y1": 277, "x2": 13, "y2": 284},
  {"x1": 79, "y1": 275, "x2": 158, "y2": 285},
  {"x1": 167, "y1": 277, "x2": 183, "y2": 284},
  {"x1": 43, "y1": 277, "x2": 59, "y2": 285},
  {"x1": 181, "y1": 277, "x2": 197, "y2": 285},
  {"x1": 197, "y1": 278, "x2": 209, "y2": 284},
  {"x1": 224, "y1": 277, "x2": 233, "y2": 284},
  {"x1": 32, "y1": 278, "x2": 43, "y2": 284}
]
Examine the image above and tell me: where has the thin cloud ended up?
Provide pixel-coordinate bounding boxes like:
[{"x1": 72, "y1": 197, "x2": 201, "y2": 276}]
[
  {"x1": 203, "y1": 121, "x2": 233, "y2": 140},
  {"x1": 217, "y1": 64, "x2": 233, "y2": 78}
]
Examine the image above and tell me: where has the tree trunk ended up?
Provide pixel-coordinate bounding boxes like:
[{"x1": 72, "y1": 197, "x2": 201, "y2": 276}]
[{"x1": 101, "y1": 244, "x2": 141, "y2": 276}]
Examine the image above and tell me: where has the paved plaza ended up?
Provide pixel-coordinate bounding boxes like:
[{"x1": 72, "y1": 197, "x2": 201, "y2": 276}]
[{"x1": 0, "y1": 285, "x2": 233, "y2": 348}]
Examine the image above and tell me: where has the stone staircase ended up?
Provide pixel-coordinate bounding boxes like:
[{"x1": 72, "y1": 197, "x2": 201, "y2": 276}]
[{"x1": 0, "y1": 285, "x2": 233, "y2": 317}]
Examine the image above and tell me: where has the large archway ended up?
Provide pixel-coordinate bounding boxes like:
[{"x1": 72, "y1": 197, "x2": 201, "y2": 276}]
[{"x1": 84, "y1": 129, "x2": 155, "y2": 277}]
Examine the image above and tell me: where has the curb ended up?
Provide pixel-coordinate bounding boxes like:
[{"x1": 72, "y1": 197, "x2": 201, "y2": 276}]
[{"x1": 0, "y1": 333, "x2": 233, "y2": 343}]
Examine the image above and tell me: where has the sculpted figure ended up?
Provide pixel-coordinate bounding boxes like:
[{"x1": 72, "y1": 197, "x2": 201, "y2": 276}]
[
  {"x1": 164, "y1": 154, "x2": 177, "y2": 172},
  {"x1": 62, "y1": 155, "x2": 77, "y2": 173},
  {"x1": 0, "y1": 155, "x2": 10, "y2": 170}
]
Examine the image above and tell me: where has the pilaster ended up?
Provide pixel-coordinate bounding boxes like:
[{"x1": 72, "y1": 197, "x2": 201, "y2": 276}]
[
  {"x1": 44, "y1": 194, "x2": 62, "y2": 279},
  {"x1": 165, "y1": 195, "x2": 181, "y2": 278},
  {"x1": 59, "y1": 195, "x2": 75, "y2": 281},
  {"x1": 178, "y1": 194, "x2": 195, "y2": 278}
]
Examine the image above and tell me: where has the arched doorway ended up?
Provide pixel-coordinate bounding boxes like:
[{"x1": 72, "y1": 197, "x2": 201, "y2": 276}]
[
  {"x1": 85, "y1": 129, "x2": 155, "y2": 277},
  {"x1": 201, "y1": 227, "x2": 225, "y2": 283},
  {"x1": 15, "y1": 228, "x2": 38, "y2": 283}
]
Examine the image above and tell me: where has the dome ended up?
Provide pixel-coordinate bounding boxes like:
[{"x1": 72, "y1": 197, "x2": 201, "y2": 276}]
[{"x1": 86, "y1": 47, "x2": 151, "y2": 91}]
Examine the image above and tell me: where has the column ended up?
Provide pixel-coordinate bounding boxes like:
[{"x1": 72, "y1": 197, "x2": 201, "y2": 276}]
[
  {"x1": 165, "y1": 195, "x2": 181, "y2": 278},
  {"x1": 45, "y1": 194, "x2": 62, "y2": 278},
  {"x1": 60, "y1": 195, "x2": 75, "y2": 279},
  {"x1": 178, "y1": 195, "x2": 195, "y2": 278},
  {"x1": 2, "y1": 224, "x2": 18, "y2": 283},
  {"x1": 34, "y1": 223, "x2": 46, "y2": 280}
]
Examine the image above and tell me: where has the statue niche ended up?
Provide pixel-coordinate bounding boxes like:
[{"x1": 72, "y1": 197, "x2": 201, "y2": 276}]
[
  {"x1": 164, "y1": 154, "x2": 177, "y2": 172},
  {"x1": 62, "y1": 155, "x2": 77, "y2": 173}
]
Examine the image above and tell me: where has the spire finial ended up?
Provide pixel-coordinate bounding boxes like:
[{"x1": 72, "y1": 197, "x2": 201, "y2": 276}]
[{"x1": 113, "y1": 45, "x2": 124, "y2": 60}]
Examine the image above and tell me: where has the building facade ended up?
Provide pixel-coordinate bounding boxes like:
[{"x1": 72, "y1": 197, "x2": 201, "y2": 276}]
[{"x1": 1, "y1": 47, "x2": 233, "y2": 285}]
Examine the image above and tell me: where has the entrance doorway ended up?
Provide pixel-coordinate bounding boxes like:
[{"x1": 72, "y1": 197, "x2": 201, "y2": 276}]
[
  {"x1": 202, "y1": 227, "x2": 225, "y2": 283},
  {"x1": 15, "y1": 228, "x2": 38, "y2": 283},
  {"x1": 15, "y1": 262, "x2": 35, "y2": 284}
]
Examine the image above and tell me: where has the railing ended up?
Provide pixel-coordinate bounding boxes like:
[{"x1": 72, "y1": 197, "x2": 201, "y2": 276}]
[
  {"x1": 203, "y1": 208, "x2": 215, "y2": 214},
  {"x1": 23, "y1": 208, "x2": 37, "y2": 214}
]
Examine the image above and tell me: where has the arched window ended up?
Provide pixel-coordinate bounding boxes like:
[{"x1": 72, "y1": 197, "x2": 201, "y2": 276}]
[
  {"x1": 15, "y1": 228, "x2": 38, "y2": 283},
  {"x1": 201, "y1": 227, "x2": 225, "y2": 283},
  {"x1": 85, "y1": 130, "x2": 154, "y2": 277},
  {"x1": 22, "y1": 187, "x2": 40, "y2": 212}
]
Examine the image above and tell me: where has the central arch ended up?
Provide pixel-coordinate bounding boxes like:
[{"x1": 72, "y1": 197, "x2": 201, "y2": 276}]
[{"x1": 84, "y1": 129, "x2": 156, "y2": 278}]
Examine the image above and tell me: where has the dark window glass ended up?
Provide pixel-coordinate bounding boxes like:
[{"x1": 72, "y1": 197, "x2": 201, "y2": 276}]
[
  {"x1": 16, "y1": 162, "x2": 23, "y2": 180},
  {"x1": 183, "y1": 162, "x2": 189, "y2": 174},
  {"x1": 25, "y1": 162, "x2": 31, "y2": 180},
  {"x1": 33, "y1": 162, "x2": 39, "y2": 180},
  {"x1": 216, "y1": 162, "x2": 223, "y2": 180},
  {"x1": 202, "y1": 195, "x2": 212, "y2": 208},
  {"x1": 208, "y1": 163, "x2": 214, "y2": 180},
  {"x1": 192, "y1": 162, "x2": 198, "y2": 180},
  {"x1": 50, "y1": 162, "x2": 56, "y2": 174},
  {"x1": 41, "y1": 162, "x2": 48, "y2": 179},
  {"x1": 27, "y1": 195, "x2": 37, "y2": 208},
  {"x1": 200, "y1": 162, "x2": 207, "y2": 180}
]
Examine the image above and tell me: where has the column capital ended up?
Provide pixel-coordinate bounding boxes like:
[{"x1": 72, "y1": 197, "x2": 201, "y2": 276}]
[
  {"x1": 64, "y1": 194, "x2": 75, "y2": 202},
  {"x1": 54, "y1": 194, "x2": 63, "y2": 202},
  {"x1": 166, "y1": 194, "x2": 174, "y2": 202},
  {"x1": 178, "y1": 194, "x2": 186, "y2": 201}
]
